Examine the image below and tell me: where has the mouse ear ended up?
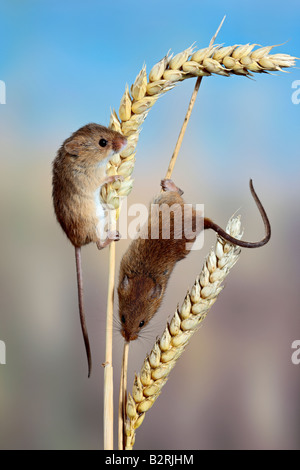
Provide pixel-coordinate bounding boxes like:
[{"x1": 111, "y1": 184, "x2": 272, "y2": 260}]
[
  {"x1": 121, "y1": 274, "x2": 130, "y2": 290},
  {"x1": 64, "y1": 137, "x2": 83, "y2": 156},
  {"x1": 150, "y1": 283, "x2": 162, "y2": 299}
]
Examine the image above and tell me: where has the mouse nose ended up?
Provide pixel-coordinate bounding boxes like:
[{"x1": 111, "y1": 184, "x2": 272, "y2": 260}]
[
  {"x1": 113, "y1": 136, "x2": 127, "y2": 153},
  {"x1": 121, "y1": 328, "x2": 129, "y2": 342},
  {"x1": 121, "y1": 328, "x2": 137, "y2": 342}
]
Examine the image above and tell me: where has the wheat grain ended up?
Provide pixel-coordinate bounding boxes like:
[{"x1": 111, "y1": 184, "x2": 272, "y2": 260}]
[
  {"x1": 102, "y1": 43, "x2": 297, "y2": 213},
  {"x1": 123, "y1": 216, "x2": 243, "y2": 450}
]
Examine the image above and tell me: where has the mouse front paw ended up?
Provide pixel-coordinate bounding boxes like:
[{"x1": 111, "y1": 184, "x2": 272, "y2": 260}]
[
  {"x1": 107, "y1": 230, "x2": 121, "y2": 242},
  {"x1": 96, "y1": 231, "x2": 121, "y2": 250},
  {"x1": 104, "y1": 175, "x2": 124, "y2": 185}
]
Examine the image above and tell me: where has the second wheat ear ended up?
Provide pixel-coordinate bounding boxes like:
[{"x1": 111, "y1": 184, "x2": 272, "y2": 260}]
[{"x1": 124, "y1": 215, "x2": 244, "y2": 450}]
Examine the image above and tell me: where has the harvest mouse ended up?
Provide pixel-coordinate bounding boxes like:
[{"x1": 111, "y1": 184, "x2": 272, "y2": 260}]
[
  {"x1": 52, "y1": 123, "x2": 127, "y2": 377},
  {"x1": 118, "y1": 178, "x2": 271, "y2": 342}
]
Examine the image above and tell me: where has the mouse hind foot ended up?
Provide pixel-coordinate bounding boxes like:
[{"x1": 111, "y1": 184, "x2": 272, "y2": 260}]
[{"x1": 161, "y1": 179, "x2": 184, "y2": 196}]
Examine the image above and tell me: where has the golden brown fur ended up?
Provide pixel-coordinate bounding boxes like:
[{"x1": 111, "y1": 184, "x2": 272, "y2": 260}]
[
  {"x1": 118, "y1": 179, "x2": 271, "y2": 342},
  {"x1": 52, "y1": 123, "x2": 127, "y2": 247},
  {"x1": 118, "y1": 184, "x2": 200, "y2": 342}
]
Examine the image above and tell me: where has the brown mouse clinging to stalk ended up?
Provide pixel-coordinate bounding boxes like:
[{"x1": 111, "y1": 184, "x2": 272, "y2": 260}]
[
  {"x1": 52, "y1": 123, "x2": 127, "y2": 377},
  {"x1": 118, "y1": 178, "x2": 271, "y2": 342}
]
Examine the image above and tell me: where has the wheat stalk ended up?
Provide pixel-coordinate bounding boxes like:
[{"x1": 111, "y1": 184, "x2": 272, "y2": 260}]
[
  {"x1": 118, "y1": 341, "x2": 129, "y2": 450},
  {"x1": 103, "y1": 211, "x2": 116, "y2": 450},
  {"x1": 103, "y1": 43, "x2": 297, "y2": 213},
  {"x1": 123, "y1": 216, "x2": 243, "y2": 450}
]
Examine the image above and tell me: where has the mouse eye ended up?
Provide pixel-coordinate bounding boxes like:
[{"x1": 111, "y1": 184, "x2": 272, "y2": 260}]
[
  {"x1": 139, "y1": 320, "x2": 144, "y2": 328},
  {"x1": 99, "y1": 138, "x2": 108, "y2": 147},
  {"x1": 121, "y1": 315, "x2": 126, "y2": 324}
]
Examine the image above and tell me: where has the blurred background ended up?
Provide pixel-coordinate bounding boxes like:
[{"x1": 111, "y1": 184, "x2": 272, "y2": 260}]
[{"x1": 0, "y1": 0, "x2": 299, "y2": 450}]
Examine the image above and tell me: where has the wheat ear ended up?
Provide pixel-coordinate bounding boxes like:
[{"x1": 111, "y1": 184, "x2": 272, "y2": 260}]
[
  {"x1": 124, "y1": 216, "x2": 243, "y2": 450},
  {"x1": 103, "y1": 43, "x2": 297, "y2": 213}
]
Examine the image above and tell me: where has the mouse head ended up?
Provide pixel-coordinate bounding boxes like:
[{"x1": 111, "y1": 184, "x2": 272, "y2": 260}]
[
  {"x1": 118, "y1": 272, "x2": 164, "y2": 342},
  {"x1": 63, "y1": 123, "x2": 127, "y2": 164}
]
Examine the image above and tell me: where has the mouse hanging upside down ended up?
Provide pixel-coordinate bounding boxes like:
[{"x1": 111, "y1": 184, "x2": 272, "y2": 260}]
[{"x1": 118, "y1": 178, "x2": 271, "y2": 342}]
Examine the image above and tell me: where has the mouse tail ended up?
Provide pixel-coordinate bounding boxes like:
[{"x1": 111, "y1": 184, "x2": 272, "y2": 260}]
[
  {"x1": 204, "y1": 179, "x2": 271, "y2": 248},
  {"x1": 75, "y1": 247, "x2": 92, "y2": 378}
]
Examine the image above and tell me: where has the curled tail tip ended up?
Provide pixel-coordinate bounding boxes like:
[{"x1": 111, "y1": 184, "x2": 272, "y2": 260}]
[
  {"x1": 249, "y1": 178, "x2": 271, "y2": 245},
  {"x1": 249, "y1": 178, "x2": 256, "y2": 194}
]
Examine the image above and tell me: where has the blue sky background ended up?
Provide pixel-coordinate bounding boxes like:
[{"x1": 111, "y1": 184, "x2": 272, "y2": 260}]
[
  {"x1": 0, "y1": 0, "x2": 299, "y2": 178},
  {"x1": 0, "y1": 0, "x2": 300, "y2": 450}
]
